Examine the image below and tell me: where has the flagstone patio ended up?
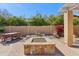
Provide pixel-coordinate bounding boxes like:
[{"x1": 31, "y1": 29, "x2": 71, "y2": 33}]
[{"x1": 0, "y1": 36, "x2": 79, "y2": 56}]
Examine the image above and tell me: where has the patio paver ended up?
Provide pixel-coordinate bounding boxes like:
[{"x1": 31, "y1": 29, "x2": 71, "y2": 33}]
[{"x1": 51, "y1": 37, "x2": 79, "y2": 56}]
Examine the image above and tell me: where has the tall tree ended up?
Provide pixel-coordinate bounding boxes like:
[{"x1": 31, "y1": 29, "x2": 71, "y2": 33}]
[
  {"x1": 0, "y1": 15, "x2": 6, "y2": 26},
  {"x1": 28, "y1": 13, "x2": 49, "y2": 26},
  {"x1": 7, "y1": 16, "x2": 27, "y2": 26},
  {"x1": 0, "y1": 9, "x2": 12, "y2": 18},
  {"x1": 47, "y1": 15, "x2": 64, "y2": 25}
]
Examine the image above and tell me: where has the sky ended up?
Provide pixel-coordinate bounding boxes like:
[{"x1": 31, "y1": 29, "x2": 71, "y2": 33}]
[{"x1": 0, "y1": 3, "x2": 64, "y2": 18}]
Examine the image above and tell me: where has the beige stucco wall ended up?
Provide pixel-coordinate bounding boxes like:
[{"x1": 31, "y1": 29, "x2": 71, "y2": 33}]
[
  {"x1": 3, "y1": 25, "x2": 79, "y2": 37},
  {"x1": 74, "y1": 26, "x2": 79, "y2": 36},
  {"x1": 4, "y1": 26, "x2": 55, "y2": 36}
]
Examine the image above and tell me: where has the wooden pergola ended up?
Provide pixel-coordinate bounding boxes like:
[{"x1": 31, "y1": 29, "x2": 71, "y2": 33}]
[{"x1": 60, "y1": 3, "x2": 79, "y2": 47}]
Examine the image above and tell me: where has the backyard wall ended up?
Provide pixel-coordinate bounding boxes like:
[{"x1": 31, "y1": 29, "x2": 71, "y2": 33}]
[
  {"x1": 4, "y1": 26, "x2": 79, "y2": 37},
  {"x1": 4, "y1": 26, "x2": 55, "y2": 36},
  {"x1": 74, "y1": 26, "x2": 79, "y2": 37}
]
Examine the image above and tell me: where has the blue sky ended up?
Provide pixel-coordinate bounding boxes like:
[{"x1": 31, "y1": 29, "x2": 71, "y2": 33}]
[{"x1": 0, "y1": 3, "x2": 64, "y2": 18}]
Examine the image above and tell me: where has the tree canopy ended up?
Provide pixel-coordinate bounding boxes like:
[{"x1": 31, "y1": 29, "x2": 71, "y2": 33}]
[
  {"x1": 0, "y1": 11, "x2": 79, "y2": 26},
  {"x1": 47, "y1": 15, "x2": 64, "y2": 25},
  {"x1": 6, "y1": 16, "x2": 27, "y2": 26},
  {"x1": 28, "y1": 14, "x2": 49, "y2": 26}
]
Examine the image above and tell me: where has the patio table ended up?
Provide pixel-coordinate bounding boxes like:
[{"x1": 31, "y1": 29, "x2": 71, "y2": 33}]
[{"x1": 1, "y1": 32, "x2": 21, "y2": 42}]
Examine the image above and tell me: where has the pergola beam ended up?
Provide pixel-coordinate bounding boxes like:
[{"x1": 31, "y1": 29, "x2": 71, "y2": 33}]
[
  {"x1": 69, "y1": 4, "x2": 79, "y2": 10},
  {"x1": 60, "y1": 3, "x2": 79, "y2": 12}
]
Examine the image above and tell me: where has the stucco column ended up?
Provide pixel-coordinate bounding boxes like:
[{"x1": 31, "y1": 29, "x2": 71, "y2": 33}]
[{"x1": 64, "y1": 10, "x2": 73, "y2": 46}]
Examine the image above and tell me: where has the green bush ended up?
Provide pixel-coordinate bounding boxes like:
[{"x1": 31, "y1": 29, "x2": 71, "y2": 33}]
[
  {"x1": 73, "y1": 18, "x2": 79, "y2": 25},
  {"x1": 0, "y1": 27, "x2": 4, "y2": 33}
]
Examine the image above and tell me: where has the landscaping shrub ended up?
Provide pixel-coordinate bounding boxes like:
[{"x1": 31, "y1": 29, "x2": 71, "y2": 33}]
[
  {"x1": 55, "y1": 25, "x2": 64, "y2": 37},
  {"x1": 0, "y1": 26, "x2": 5, "y2": 33}
]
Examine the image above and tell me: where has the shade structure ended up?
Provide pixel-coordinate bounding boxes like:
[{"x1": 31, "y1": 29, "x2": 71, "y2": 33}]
[{"x1": 60, "y1": 3, "x2": 79, "y2": 46}]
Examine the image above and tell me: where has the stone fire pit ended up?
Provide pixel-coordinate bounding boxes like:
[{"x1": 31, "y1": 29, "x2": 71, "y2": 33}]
[{"x1": 24, "y1": 37, "x2": 55, "y2": 55}]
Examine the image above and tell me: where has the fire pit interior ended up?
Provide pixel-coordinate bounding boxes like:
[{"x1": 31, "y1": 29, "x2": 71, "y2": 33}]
[{"x1": 31, "y1": 38, "x2": 47, "y2": 42}]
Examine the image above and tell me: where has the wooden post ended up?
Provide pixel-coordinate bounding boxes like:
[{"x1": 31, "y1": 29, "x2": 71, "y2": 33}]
[{"x1": 64, "y1": 10, "x2": 73, "y2": 46}]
